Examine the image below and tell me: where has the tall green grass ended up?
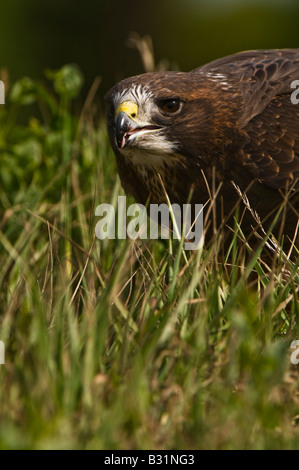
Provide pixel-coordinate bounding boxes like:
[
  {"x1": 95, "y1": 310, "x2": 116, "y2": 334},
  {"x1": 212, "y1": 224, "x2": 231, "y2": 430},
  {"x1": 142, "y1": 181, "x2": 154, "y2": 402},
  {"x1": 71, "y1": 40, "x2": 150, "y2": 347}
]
[{"x1": 0, "y1": 65, "x2": 298, "y2": 449}]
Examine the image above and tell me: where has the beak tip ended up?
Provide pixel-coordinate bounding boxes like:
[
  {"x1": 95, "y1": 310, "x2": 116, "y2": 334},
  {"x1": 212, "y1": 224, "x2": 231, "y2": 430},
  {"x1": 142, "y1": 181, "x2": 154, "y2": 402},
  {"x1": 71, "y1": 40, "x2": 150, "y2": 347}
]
[{"x1": 115, "y1": 111, "x2": 137, "y2": 149}]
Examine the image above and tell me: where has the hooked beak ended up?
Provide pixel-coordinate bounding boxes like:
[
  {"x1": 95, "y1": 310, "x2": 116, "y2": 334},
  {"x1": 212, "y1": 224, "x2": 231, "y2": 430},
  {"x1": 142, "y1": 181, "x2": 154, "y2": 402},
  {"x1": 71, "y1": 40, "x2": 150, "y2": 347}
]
[
  {"x1": 115, "y1": 101, "x2": 161, "y2": 149},
  {"x1": 115, "y1": 111, "x2": 138, "y2": 149}
]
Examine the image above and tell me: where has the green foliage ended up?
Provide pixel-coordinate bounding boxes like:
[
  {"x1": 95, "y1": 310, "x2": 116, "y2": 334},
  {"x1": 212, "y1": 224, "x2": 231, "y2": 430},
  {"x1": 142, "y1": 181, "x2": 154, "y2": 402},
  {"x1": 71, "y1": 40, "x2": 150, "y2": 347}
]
[
  {"x1": 0, "y1": 66, "x2": 298, "y2": 449},
  {"x1": 45, "y1": 64, "x2": 84, "y2": 99}
]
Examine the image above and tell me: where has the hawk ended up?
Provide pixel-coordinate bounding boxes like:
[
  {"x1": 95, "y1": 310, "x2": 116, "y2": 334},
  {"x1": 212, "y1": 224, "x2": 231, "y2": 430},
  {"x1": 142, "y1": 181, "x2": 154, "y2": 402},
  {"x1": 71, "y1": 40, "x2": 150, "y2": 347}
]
[{"x1": 105, "y1": 50, "x2": 299, "y2": 246}]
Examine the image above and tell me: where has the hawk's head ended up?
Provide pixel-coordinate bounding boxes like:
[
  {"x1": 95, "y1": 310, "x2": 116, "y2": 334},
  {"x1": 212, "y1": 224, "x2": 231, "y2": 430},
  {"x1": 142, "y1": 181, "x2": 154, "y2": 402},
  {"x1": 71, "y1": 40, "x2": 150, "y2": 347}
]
[
  {"x1": 105, "y1": 71, "x2": 236, "y2": 167},
  {"x1": 105, "y1": 71, "x2": 238, "y2": 204}
]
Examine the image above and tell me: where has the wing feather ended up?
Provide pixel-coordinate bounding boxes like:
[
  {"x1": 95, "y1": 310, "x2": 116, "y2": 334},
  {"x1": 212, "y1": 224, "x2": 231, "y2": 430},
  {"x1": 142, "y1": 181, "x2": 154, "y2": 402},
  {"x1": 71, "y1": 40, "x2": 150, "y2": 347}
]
[{"x1": 194, "y1": 49, "x2": 299, "y2": 190}]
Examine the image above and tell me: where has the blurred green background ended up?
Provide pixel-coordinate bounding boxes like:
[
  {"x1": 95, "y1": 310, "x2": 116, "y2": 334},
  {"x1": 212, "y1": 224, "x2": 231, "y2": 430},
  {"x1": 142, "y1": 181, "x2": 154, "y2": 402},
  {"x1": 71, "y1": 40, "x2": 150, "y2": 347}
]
[
  {"x1": 0, "y1": 1, "x2": 299, "y2": 450},
  {"x1": 1, "y1": 0, "x2": 299, "y2": 102}
]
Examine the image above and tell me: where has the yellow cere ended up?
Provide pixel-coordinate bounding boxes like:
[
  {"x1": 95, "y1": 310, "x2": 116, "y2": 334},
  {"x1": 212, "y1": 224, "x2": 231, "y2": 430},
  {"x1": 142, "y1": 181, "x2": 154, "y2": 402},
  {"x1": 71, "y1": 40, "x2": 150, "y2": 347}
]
[{"x1": 116, "y1": 101, "x2": 138, "y2": 120}]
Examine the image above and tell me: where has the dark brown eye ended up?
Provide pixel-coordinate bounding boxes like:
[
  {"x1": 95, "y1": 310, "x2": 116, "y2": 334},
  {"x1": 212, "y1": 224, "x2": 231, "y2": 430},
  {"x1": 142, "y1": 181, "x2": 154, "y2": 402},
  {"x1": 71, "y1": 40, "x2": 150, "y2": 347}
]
[{"x1": 159, "y1": 99, "x2": 181, "y2": 114}]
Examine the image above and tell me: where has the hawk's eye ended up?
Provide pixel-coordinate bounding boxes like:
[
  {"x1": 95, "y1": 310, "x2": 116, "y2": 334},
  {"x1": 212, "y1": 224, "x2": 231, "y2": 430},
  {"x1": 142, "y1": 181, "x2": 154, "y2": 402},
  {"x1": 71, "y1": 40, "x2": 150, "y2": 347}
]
[{"x1": 159, "y1": 99, "x2": 181, "y2": 114}]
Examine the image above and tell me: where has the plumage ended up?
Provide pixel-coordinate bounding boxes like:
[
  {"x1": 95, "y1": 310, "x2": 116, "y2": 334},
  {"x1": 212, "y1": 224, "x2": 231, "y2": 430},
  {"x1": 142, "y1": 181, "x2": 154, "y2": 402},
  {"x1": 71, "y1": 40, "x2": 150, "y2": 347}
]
[{"x1": 105, "y1": 49, "x2": 299, "y2": 247}]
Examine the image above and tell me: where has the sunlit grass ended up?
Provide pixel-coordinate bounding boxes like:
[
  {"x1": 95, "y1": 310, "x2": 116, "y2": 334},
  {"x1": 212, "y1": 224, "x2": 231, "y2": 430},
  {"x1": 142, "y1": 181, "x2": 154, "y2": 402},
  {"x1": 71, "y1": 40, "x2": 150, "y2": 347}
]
[{"x1": 0, "y1": 66, "x2": 298, "y2": 450}]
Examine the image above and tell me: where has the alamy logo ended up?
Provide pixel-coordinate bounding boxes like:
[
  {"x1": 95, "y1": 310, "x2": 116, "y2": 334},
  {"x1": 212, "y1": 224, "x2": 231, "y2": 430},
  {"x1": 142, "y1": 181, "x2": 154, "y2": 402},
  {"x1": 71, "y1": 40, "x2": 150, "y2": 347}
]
[
  {"x1": 0, "y1": 80, "x2": 4, "y2": 105},
  {"x1": 0, "y1": 341, "x2": 5, "y2": 364},
  {"x1": 290, "y1": 80, "x2": 299, "y2": 105},
  {"x1": 290, "y1": 340, "x2": 299, "y2": 365},
  {"x1": 95, "y1": 196, "x2": 203, "y2": 250}
]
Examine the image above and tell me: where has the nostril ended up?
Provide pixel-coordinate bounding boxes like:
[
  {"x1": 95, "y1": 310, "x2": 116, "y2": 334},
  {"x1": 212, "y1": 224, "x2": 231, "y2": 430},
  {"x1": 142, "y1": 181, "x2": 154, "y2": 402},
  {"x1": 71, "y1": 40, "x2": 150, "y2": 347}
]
[{"x1": 131, "y1": 113, "x2": 136, "y2": 119}]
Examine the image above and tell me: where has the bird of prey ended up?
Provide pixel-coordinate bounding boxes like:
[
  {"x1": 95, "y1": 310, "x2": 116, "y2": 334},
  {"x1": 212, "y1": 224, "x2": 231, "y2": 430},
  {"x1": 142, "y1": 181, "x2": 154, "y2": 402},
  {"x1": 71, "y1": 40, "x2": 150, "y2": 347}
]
[{"x1": 105, "y1": 50, "x2": 299, "y2": 247}]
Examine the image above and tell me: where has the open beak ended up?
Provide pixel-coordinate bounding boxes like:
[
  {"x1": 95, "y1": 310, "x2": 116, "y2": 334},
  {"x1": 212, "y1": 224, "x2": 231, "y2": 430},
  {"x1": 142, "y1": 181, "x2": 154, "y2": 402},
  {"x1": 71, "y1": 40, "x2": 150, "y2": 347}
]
[{"x1": 115, "y1": 101, "x2": 161, "y2": 149}]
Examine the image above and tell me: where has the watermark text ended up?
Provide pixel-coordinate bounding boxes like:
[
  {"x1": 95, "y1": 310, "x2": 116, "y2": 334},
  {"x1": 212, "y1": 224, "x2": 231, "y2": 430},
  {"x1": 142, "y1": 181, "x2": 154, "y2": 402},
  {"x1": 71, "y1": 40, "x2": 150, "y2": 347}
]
[
  {"x1": 95, "y1": 196, "x2": 203, "y2": 250},
  {"x1": 290, "y1": 80, "x2": 299, "y2": 104},
  {"x1": 0, "y1": 341, "x2": 5, "y2": 364},
  {"x1": 0, "y1": 80, "x2": 4, "y2": 105},
  {"x1": 290, "y1": 340, "x2": 299, "y2": 365}
]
